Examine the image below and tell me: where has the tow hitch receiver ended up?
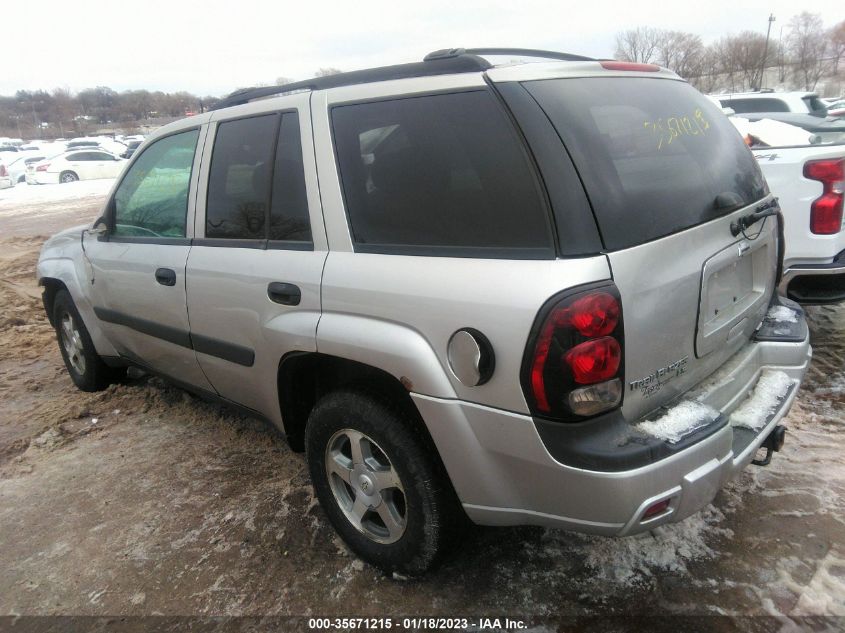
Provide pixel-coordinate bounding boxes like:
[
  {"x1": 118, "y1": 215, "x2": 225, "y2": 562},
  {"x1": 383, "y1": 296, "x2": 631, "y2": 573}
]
[{"x1": 752, "y1": 425, "x2": 786, "y2": 466}]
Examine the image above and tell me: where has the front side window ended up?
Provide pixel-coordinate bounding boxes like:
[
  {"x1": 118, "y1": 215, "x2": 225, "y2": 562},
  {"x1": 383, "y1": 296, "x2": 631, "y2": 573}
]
[
  {"x1": 331, "y1": 90, "x2": 553, "y2": 257},
  {"x1": 112, "y1": 129, "x2": 199, "y2": 238}
]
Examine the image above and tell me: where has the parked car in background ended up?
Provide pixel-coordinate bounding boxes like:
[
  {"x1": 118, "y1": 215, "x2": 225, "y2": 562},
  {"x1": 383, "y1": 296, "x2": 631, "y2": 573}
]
[
  {"x1": 66, "y1": 136, "x2": 128, "y2": 155},
  {"x1": 27, "y1": 149, "x2": 125, "y2": 184},
  {"x1": 734, "y1": 112, "x2": 845, "y2": 145},
  {"x1": 827, "y1": 101, "x2": 845, "y2": 118},
  {"x1": 712, "y1": 91, "x2": 829, "y2": 117},
  {"x1": 121, "y1": 139, "x2": 143, "y2": 159},
  {"x1": 723, "y1": 112, "x2": 845, "y2": 304},
  {"x1": 7, "y1": 154, "x2": 48, "y2": 185},
  {"x1": 0, "y1": 160, "x2": 12, "y2": 189},
  {"x1": 37, "y1": 49, "x2": 810, "y2": 575}
]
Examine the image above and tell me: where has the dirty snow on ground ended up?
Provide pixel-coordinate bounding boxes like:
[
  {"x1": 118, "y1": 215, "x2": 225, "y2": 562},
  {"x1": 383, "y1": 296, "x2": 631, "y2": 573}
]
[
  {"x1": 637, "y1": 401, "x2": 720, "y2": 443},
  {"x1": 730, "y1": 370, "x2": 794, "y2": 431},
  {"x1": 768, "y1": 305, "x2": 799, "y2": 323}
]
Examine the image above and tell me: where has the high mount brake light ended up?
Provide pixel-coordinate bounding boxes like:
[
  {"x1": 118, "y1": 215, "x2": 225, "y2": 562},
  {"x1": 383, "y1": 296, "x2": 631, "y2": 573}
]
[
  {"x1": 523, "y1": 285, "x2": 625, "y2": 420},
  {"x1": 804, "y1": 158, "x2": 844, "y2": 235},
  {"x1": 600, "y1": 61, "x2": 660, "y2": 72}
]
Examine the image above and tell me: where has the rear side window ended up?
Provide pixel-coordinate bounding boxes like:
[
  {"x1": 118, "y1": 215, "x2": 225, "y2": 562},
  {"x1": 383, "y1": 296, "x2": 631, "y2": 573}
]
[
  {"x1": 725, "y1": 98, "x2": 789, "y2": 114},
  {"x1": 206, "y1": 112, "x2": 311, "y2": 244},
  {"x1": 331, "y1": 90, "x2": 553, "y2": 258},
  {"x1": 206, "y1": 114, "x2": 277, "y2": 239},
  {"x1": 525, "y1": 78, "x2": 767, "y2": 251}
]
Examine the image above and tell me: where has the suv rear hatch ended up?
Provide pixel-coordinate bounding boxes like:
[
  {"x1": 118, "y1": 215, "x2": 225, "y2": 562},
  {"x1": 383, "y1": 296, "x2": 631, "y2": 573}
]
[{"x1": 512, "y1": 73, "x2": 776, "y2": 421}]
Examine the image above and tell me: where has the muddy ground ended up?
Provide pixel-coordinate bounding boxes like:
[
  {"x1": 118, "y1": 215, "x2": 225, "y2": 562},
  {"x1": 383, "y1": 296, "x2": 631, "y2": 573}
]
[{"x1": 0, "y1": 182, "x2": 844, "y2": 623}]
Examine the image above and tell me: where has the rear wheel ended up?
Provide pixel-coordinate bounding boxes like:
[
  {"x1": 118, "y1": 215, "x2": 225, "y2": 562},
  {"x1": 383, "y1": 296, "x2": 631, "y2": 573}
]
[
  {"x1": 59, "y1": 171, "x2": 78, "y2": 183},
  {"x1": 53, "y1": 290, "x2": 124, "y2": 391},
  {"x1": 305, "y1": 390, "x2": 464, "y2": 575}
]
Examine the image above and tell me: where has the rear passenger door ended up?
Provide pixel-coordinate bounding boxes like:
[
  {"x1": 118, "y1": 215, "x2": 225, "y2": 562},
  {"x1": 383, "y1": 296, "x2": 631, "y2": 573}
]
[{"x1": 185, "y1": 94, "x2": 327, "y2": 417}]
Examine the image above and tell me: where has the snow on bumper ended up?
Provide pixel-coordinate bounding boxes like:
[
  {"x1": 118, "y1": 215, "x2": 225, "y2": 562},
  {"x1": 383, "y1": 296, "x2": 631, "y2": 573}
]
[{"x1": 411, "y1": 321, "x2": 811, "y2": 536}]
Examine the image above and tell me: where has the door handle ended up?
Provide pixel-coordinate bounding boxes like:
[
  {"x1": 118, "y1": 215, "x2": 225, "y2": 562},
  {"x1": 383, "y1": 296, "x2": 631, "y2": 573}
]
[
  {"x1": 268, "y1": 282, "x2": 301, "y2": 306},
  {"x1": 155, "y1": 268, "x2": 177, "y2": 286}
]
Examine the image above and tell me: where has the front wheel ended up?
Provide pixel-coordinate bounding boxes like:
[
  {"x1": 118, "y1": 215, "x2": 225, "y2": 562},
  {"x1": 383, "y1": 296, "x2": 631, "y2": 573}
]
[
  {"x1": 305, "y1": 390, "x2": 464, "y2": 576},
  {"x1": 59, "y1": 171, "x2": 79, "y2": 183},
  {"x1": 53, "y1": 290, "x2": 125, "y2": 391}
]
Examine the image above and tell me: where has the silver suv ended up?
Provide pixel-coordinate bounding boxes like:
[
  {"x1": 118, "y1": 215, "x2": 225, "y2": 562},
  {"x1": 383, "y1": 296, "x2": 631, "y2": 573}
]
[{"x1": 37, "y1": 48, "x2": 812, "y2": 575}]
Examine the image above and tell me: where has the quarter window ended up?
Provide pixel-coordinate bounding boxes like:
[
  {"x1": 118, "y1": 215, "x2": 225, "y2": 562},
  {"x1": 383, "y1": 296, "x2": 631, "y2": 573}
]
[
  {"x1": 112, "y1": 129, "x2": 199, "y2": 238},
  {"x1": 330, "y1": 90, "x2": 553, "y2": 257}
]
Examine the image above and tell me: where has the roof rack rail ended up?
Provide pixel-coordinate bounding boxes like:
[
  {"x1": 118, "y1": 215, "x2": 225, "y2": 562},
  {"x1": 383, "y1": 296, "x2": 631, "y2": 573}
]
[
  {"x1": 212, "y1": 54, "x2": 492, "y2": 111},
  {"x1": 425, "y1": 47, "x2": 595, "y2": 63}
]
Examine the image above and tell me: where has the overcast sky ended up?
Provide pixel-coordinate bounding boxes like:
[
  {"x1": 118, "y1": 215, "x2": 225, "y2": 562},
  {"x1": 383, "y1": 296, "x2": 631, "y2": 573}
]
[{"x1": 4, "y1": 0, "x2": 842, "y2": 97}]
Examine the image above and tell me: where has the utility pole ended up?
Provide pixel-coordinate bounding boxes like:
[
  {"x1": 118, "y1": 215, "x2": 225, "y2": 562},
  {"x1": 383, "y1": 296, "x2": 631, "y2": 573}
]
[{"x1": 760, "y1": 13, "x2": 776, "y2": 90}]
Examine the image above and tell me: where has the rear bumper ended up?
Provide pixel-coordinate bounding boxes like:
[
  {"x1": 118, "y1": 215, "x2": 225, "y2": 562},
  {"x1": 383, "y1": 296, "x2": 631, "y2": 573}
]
[
  {"x1": 413, "y1": 314, "x2": 810, "y2": 536},
  {"x1": 779, "y1": 250, "x2": 845, "y2": 304}
]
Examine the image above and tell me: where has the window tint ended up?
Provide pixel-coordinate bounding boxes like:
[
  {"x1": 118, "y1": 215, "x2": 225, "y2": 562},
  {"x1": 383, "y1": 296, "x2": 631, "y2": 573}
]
[
  {"x1": 726, "y1": 98, "x2": 789, "y2": 113},
  {"x1": 65, "y1": 152, "x2": 86, "y2": 161},
  {"x1": 112, "y1": 129, "x2": 199, "y2": 238},
  {"x1": 90, "y1": 151, "x2": 115, "y2": 161},
  {"x1": 331, "y1": 91, "x2": 553, "y2": 257},
  {"x1": 270, "y1": 113, "x2": 311, "y2": 242},
  {"x1": 525, "y1": 78, "x2": 767, "y2": 250},
  {"x1": 206, "y1": 114, "x2": 278, "y2": 239}
]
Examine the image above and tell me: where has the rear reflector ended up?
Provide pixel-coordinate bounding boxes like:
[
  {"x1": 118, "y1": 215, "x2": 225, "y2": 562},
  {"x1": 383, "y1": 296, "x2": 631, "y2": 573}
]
[
  {"x1": 643, "y1": 499, "x2": 671, "y2": 520},
  {"x1": 804, "y1": 158, "x2": 844, "y2": 235},
  {"x1": 600, "y1": 61, "x2": 660, "y2": 72}
]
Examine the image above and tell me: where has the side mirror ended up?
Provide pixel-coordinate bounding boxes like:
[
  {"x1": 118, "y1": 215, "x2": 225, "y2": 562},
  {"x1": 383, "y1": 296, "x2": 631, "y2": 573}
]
[{"x1": 91, "y1": 214, "x2": 109, "y2": 236}]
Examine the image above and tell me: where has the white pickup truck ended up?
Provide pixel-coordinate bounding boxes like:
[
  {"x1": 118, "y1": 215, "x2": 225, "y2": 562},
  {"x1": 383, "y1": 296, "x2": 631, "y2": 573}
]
[{"x1": 731, "y1": 116, "x2": 845, "y2": 304}]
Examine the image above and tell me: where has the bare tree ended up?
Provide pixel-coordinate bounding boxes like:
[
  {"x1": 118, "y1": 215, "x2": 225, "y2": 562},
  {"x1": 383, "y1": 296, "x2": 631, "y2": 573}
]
[
  {"x1": 275, "y1": 76, "x2": 293, "y2": 86},
  {"x1": 687, "y1": 48, "x2": 722, "y2": 93},
  {"x1": 788, "y1": 12, "x2": 830, "y2": 90},
  {"x1": 314, "y1": 67, "x2": 343, "y2": 77},
  {"x1": 614, "y1": 27, "x2": 661, "y2": 63},
  {"x1": 830, "y1": 20, "x2": 845, "y2": 75},
  {"x1": 656, "y1": 31, "x2": 704, "y2": 79}
]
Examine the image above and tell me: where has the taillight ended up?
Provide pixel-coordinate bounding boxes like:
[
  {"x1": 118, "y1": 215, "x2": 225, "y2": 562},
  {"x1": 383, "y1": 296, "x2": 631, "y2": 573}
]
[
  {"x1": 523, "y1": 284, "x2": 625, "y2": 420},
  {"x1": 600, "y1": 61, "x2": 660, "y2": 72},
  {"x1": 804, "y1": 158, "x2": 844, "y2": 235},
  {"x1": 0, "y1": 165, "x2": 7, "y2": 177},
  {"x1": 36, "y1": 163, "x2": 50, "y2": 172}
]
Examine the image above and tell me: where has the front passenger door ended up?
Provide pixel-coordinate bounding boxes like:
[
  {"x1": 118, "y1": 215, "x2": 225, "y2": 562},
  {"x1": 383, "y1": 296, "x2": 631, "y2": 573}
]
[{"x1": 83, "y1": 126, "x2": 214, "y2": 391}]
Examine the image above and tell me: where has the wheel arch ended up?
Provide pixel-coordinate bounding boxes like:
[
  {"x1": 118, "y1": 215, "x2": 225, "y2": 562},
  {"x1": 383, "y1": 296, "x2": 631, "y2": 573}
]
[
  {"x1": 37, "y1": 258, "x2": 118, "y2": 358},
  {"x1": 278, "y1": 353, "x2": 436, "y2": 454}
]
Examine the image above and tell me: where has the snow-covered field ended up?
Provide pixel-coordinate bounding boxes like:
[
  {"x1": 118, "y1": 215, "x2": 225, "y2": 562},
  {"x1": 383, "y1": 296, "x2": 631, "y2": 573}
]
[
  {"x1": 0, "y1": 180, "x2": 114, "y2": 237},
  {"x1": 0, "y1": 186, "x2": 843, "y2": 622}
]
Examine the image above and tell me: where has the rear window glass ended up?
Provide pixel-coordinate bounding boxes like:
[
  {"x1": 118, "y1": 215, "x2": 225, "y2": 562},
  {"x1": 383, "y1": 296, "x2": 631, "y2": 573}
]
[
  {"x1": 525, "y1": 78, "x2": 767, "y2": 251},
  {"x1": 331, "y1": 90, "x2": 553, "y2": 258}
]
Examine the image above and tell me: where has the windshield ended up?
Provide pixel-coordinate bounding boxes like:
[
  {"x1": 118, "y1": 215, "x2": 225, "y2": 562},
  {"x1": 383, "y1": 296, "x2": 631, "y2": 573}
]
[{"x1": 524, "y1": 77, "x2": 767, "y2": 251}]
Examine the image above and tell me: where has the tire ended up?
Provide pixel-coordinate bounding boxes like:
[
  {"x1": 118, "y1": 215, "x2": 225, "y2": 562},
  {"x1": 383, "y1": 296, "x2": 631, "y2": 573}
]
[
  {"x1": 305, "y1": 390, "x2": 464, "y2": 576},
  {"x1": 52, "y1": 289, "x2": 125, "y2": 391},
  {"x1": 59, "y1": 171, "x2": 78, "y2": 184}
]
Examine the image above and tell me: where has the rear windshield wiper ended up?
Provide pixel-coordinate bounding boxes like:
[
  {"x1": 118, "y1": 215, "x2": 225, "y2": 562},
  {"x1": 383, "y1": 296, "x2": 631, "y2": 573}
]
[{"x1": 730, "y1": 199, "x2": 779, "y2": 237}]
